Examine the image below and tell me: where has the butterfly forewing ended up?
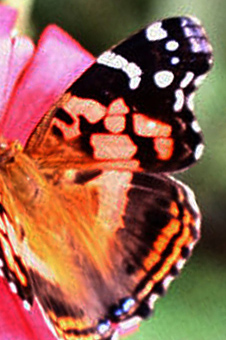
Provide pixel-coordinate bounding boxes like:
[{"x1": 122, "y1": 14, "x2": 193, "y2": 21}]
[
  {"x1": 0, "y1": 16, "x2": 212, "y2": 340},
  {"x1": 26, "y1": 17, "x2": 212, "y2": 174}
]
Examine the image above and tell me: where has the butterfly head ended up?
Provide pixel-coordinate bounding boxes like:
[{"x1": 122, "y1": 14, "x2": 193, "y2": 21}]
[{"x1": 0, "y1": 139, "x2": 45, "y2": 208}]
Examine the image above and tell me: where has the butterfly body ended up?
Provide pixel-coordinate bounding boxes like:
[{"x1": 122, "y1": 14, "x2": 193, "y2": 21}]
[{"x1": 0, "y1": 16, "x2": 212, "y2": 340}]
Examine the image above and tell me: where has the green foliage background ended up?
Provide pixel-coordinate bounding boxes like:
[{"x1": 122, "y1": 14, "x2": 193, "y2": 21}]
[{"x1": 21, "y1": 0, "x2": 226, "y2": 339}]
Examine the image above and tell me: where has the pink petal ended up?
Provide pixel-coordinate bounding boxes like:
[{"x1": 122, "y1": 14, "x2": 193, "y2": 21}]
[
  {"x1": 0, "y1": 4, "x2": 34, "y2": 124},
  {"x1": 0, "y1": 4, "x2": 17, "y2": 36},
  {"x1": 0, "y1": 36, "x2": 34, "y2": 123},
  {"x1": 0, "y1": 38, "x2": 14, "y2": 118},
  {"x1": 0, "y1": 279, "x2": 55, "y2": 340},
  {"x1": 3, "y1": 25, "x2": 94, "y2": 145}
]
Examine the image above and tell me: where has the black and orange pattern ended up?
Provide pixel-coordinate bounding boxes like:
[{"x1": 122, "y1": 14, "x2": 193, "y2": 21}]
[{"x1": 0, "y1": 16, "x2": 212, "y2": 340}]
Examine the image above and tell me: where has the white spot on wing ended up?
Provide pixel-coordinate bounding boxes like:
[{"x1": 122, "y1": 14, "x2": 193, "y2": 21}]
[
  {"x1": 23, "y1": 300, "x2": 31, "y2": 311},
  {"x1": 162, "y1": 275, "x2": 174, "y2": 290},
  {"x1": 191, "y1": 120, "x2": 201, "y2": 133},
  {"x1": 187, "y1": 92, "x2": 195, "y2": 111},
  {"x1": 97, "y1": 321, "x2": 111, "y2": 334},
  {"x1": 194, "y1": 74, "x2": 207, "y2": 87},
  {"x1": 0, "y1": 259, "x2": 4, "y2": 267},
  {"x1": 122, "y1": 298, "x2": 135, "y2": 312},
  {"x1": 189, "y1": 37, "x2": 204, "y2": 53},
  {"x1": 165, "y1": 40, "x2": 179, "y2": 51},
  {"x1": 154, "y1": 70, "x2": 174, "y2": 88},
  {"x1": 180, "y1": 71, "x2": 194, "y2": 88},
  {"x1": 9, "y1": 282, "x2": 17, "y2": 294},
  {"x1": 183, "y1": 26, "x2": 195, "y2": 38},
  {"x1": 194, "y1": 143, "x2": 204, "y2": 160},
  {"x1": 97, "y1": 51, "x2": 142, "y2": 90},
  {"x1": 174, "y1": 89, "x2": 184, "y2": 111},
  {"x1": 123, "y1": 62, "x2": 141, "y2": 78},
  {"x1": 175, "y1": 258, "x2": 186, "y2": 271},
  {"x1": 171, "y1": 57, "x2": 180, "y2": 65},
  {"x1": 146, "y1": 22, "x2": 167, "y2": 41},
  {"x1": 148, "y1": 293, "x2": 159, "y2": 309},
  {"x1": 97, "y1": 51, "x2": 123, "y2": 69},
  {"x1": 129, "y1": 77, "x2": 141, "y2": 89},
  {"x1": 181, "y1": 18, "x2": 189, "y2": 27}
]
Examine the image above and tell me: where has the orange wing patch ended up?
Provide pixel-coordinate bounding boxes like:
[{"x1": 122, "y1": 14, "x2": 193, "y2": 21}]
[
  {"x1": 91, "y1": 134, "x2": 137, "y2": 160},
  {"x1": 133, "y1": 115, "x2": 172, "y2": 137},
  {"x1": 154, "y1": 138, "x2": 174, "y2": 160}
]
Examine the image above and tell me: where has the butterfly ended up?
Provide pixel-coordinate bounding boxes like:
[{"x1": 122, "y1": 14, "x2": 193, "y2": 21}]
[{"x1": 0, "y1": 16, "x2": 212, "y2": 340}]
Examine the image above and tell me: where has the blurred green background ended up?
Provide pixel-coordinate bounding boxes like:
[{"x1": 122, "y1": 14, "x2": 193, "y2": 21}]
[{"x1": 7, "y1": 0, "x2": 226, "y2": 339}]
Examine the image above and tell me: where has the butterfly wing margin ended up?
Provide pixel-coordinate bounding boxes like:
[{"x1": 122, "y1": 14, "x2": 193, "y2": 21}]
[{"x1": 0, "y1": 203, "x2": 34, "y2": 308}]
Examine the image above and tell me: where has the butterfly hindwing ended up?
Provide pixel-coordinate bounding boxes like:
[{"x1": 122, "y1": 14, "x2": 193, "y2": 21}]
[
  {"x1": 16, "y1": 170, "x2": 199, "y2": 340},
  {"x1": 26, "y1": 16, "x2": 213, "y2": 173}
]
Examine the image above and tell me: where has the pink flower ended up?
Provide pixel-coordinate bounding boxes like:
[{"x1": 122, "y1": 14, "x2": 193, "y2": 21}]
[
  {"x1": 0, "y1": 4, "x2": 94, "y2": 146},
  {"x1": 0, "y1": 4, "x2": 94, "y2": 339}
]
